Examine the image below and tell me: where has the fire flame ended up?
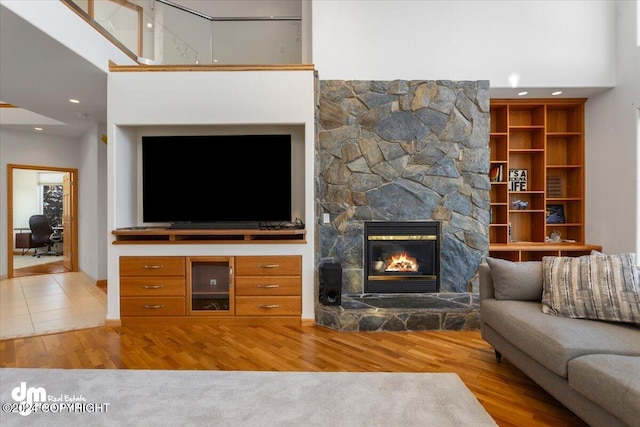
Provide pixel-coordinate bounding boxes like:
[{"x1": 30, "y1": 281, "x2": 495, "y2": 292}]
[{"x1": 386, "y1": 253, "x2": 418, "y2": 272}]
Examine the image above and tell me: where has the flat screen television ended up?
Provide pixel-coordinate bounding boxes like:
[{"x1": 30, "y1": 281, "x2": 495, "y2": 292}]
[{"x1": 142, "y1": 134, "x2": 292, "y2": 229}]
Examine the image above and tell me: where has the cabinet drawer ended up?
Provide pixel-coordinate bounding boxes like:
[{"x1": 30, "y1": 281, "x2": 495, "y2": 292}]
[
  {"x1": 235, "y1": 256, "x2": 301, "y2": 276},
  {"x1": 120, "y1": 256, "x2": 185, "y2": 277},
  {"x1": 120, "y1": 297, "x2": 185, "y2": 316},
  {"x1": 235, "y1": 296, "x2": 301, "y2": 316},
  {"x1": 120, "y1": 278, "x2": 185, "y2": 296},
  {"x1": 235, "y1": 277, "x2": 300, "y2": 296}
]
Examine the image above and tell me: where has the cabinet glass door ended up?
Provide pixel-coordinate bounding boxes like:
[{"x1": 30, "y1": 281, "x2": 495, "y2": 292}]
[{"x1": 188, "y1": 257, "x2": 234, "y2": 315}]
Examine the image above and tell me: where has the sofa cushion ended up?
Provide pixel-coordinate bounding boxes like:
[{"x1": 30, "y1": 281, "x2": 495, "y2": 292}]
[
  {"x1": 569, "y1": 354, "x2": 640, "y2": 427},
  {"x1": 485, "y1": 257, "x2": 542, "y2": 301},
  {"x1": 542, "y1": 253, "x2": 640, "y2": 324},
  {"x1": 480, "y1": 299, "x2": 640, "y2": 377}
]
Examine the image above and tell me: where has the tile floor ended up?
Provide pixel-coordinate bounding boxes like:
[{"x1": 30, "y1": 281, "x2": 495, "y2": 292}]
[{"x1": 0, "y1": 272, "x2": 106, "y2": 340}]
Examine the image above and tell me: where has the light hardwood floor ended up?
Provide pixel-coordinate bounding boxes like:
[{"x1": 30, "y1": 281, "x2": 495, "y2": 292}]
[
  {"x1": 11, "y1": 258, "x2": 68, "y2": 277},
  {"x1": 0, "y1": 322, "x2": 588, "y2": 427}
]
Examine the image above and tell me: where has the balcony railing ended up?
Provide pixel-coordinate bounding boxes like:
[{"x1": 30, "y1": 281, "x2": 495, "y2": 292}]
[{"x1": 65, "y1": 0, "x2": 303, "y2": 65}]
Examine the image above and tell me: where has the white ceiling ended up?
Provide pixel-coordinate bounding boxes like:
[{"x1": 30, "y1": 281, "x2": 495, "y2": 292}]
[
  {"x1": 0, "y1": 3, "x2": 108, "y2": 138},
  {"x1": 0, "y1": 1, "x2": 612, "y2": 139}
]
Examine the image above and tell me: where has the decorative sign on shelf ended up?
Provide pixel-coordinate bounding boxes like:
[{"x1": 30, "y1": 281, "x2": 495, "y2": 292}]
[{"x1": 509, "y1": 169, "x2": 527, "y2": 192}]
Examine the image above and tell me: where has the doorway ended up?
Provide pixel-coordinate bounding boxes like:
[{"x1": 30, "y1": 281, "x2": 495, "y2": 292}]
[{"x1": 6, "y1": 164, "x2": 78, "y2": 278}]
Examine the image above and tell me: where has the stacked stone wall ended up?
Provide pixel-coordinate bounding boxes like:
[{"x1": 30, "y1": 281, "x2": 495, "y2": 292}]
[{"x1": 316, "y1": 80, "x2": 490, "y2": 294}]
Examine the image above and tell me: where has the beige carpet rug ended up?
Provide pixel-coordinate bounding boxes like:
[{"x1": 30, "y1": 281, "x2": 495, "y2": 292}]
[{"x1": 0, "y1": 369, "x2": 496, "y2": 426}]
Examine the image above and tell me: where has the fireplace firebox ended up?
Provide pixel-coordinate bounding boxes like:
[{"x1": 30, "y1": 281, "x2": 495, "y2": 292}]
[{"x1": 364, "y1": 221, "x2": 440, "y2": 293}]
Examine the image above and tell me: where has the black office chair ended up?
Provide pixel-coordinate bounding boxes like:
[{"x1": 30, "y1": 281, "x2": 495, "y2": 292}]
[{"x1": 28, "y1": 215, "x2": 60, "y2": 257}]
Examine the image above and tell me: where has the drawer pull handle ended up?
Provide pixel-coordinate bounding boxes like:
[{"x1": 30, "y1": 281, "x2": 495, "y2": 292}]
[
  {"x1": 256, "y1": 284, "x2": 280, "y2": 289},
  {"x1": 258, "y1": 264, "x2": 279, "y2": 269},
  {"x1": 258, "y1": 304, "x2": 280, "y2": 309},
  {"x1": 142, "y1": 285, "x2": 164, "y2": 289},
  {"x1": 143, "y1": 265, "x2": 163, "y2": 269},
  {"x1": 142, "y1": 304, "x2": 165, "y2": 309}
]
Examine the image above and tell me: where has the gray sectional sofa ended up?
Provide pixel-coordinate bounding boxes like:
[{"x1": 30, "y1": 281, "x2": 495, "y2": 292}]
[{"x1": 479, "y1": 259, "x2": 640, "y2": 427}]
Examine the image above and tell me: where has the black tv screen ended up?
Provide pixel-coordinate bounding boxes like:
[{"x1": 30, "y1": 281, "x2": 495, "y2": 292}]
[{"x1": 142, "y1": 134, "x2": 292, "y2": 228}]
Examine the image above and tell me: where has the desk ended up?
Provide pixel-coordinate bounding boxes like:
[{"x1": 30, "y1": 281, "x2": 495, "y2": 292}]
[{"x1": 14, "y1": 228, "x2": 33, "y2": 255}]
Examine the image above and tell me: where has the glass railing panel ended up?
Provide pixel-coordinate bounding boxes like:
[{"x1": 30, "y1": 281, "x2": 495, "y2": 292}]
[
  {"x1": 66, "y1": 0, "x2": 304, "y2": 65},
  {"x1": 71, "y1": 0, "x2": 89, "y2": 14},
  {"x1": 94, "y1": 0, "x2": 142, "y2": 56},
  {"x1": 211, "y1": 20, "x2": 302, "y2": 65},
  {"x1": 160, "y1": 4, "x2": 212, "y2": 65}
]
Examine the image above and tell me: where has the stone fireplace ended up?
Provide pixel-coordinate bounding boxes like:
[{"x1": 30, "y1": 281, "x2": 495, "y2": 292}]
[
  {"x1": 314, "y1": 79, "x2": 490, "y2": 331},
  {"x1": 364, "y1": 221, "x2": 440, "y2": 293}
]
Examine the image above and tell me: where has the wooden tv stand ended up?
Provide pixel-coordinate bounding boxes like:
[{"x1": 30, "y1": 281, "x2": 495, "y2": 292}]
[
  {"x1": 112, "y1": 228, "x2": 305, "y2": 326},
  {"x1": 119, "y1": 255, "x2": 302, "y2": 326}
]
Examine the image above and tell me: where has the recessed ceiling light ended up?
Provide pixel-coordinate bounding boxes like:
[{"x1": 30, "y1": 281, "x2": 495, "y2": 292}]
[
  {"x1": 552, "y1": 91, "x2": 563, "y2": 96},
  {"x1": 69, "y1": 99, "x2": 80, "y2": 104},
  {"x1": 518, "y1": 91, "x2": 528, "y2": 96},
  {"x1": 34, "y1": 127, "x2": 43, "y2": 131}
]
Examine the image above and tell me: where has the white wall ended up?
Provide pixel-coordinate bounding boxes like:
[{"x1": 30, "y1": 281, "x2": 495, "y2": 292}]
[
  {"x1": 311, "y1": 0, "x2": 616, "y2": 90},
  {"x1": 97, "y1": 124, "x2": 108, "y2": 281},
  {"x1": 585, "y1": 0, "x2": 640, "y2": 255},
  {"x1": 107, "y1": 69, "x2": 316, "y2": 321},
  {"x1": 77, "y1": 123, "x2": 107, "y2": 281},
  {"x1": 12, "y1": 169, "x2": 39, "y2": 229}
]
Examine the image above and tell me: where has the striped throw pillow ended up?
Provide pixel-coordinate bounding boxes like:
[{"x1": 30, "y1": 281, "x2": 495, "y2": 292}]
[{"x1": 542, "y1": 253, "x2": 640, "y2": 324}]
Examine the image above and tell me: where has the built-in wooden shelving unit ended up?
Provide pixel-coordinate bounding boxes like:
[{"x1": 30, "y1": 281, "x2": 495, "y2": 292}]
[
  {"x1": 112, "y1": 227, "x2": 306, "y2": 244},
  {"x1": 489, "y1": 99, "x2": 602, "y2": 261}
]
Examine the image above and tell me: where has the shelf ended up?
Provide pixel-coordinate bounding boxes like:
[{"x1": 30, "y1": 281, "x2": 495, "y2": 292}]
[
  {"x1": 192, "y1": 291, "x2": 229, "y2": 296},
  {"x1": 489, "y1": 243, "x2": 602, "y2": 262},
  {"x1": 489, "y1": 99, "x2": 589, "y2": 252},
  {"x1": 489, "y1": 243, "x2": 601, "y2": 251},
  {"x1": 547, "y1": 132, "x2": 582, "y2": 136},
  {"x1": 112, "y1": 227, "x2": 306, "y2": 244}
]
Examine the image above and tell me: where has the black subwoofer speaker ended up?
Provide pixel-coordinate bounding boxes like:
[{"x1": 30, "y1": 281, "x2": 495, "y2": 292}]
[{"x1": 319, "y1": 263, "x2": 342, "y2": 305}]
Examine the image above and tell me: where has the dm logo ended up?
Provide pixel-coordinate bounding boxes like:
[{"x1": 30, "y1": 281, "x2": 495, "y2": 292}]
[{"x1": 11, "y1": 382, "x2": 46, "y2": 416}]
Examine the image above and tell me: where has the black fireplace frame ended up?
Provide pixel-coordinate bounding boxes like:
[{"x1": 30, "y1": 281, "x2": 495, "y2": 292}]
[{"x1": 364, "y1": 221, "x2": 441, "y2": 293}]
